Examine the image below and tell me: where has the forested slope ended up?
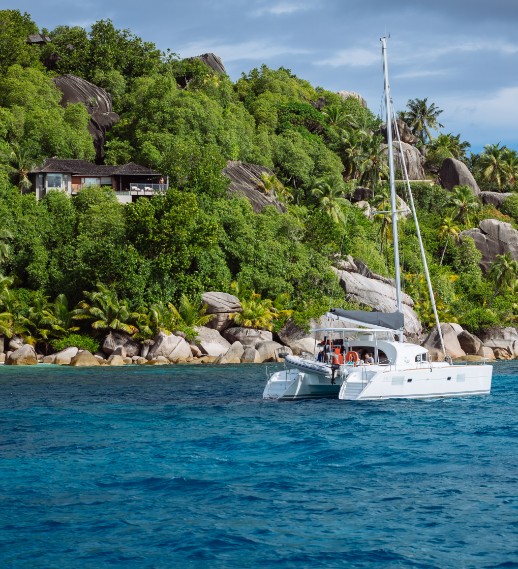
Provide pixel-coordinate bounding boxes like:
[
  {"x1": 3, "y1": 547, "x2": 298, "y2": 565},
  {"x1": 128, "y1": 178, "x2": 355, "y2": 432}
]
[{"x1": 0, "y1": 9, "x2": 517, "y2": 352}]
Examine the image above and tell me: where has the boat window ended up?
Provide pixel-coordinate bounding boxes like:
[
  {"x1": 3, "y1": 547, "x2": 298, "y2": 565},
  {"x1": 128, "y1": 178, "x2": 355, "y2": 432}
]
[
  {"x1": 378, "y1": 351, "x2": 389, "y2": 364},
  {"x1": 416, "y1": 353, "x2": 428, "y2": 362}
]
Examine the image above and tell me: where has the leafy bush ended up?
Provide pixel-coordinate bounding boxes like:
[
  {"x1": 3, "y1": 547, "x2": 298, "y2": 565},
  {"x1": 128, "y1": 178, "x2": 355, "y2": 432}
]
[
  {"x1": 501, "y1": 194, "x2": 518, "y2": 222},
  {"x1": 397, "y1": 182, "x2": 449, "y2": 213},
  {"x1": 459, "y1": 307, "x2": 500, "y2": 334},
  {"x1": 51, "y1": 333, "x2": 100, "y2": 353}
]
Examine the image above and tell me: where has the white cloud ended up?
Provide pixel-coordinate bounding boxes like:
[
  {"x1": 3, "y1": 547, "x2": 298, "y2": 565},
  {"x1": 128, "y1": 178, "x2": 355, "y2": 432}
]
[
  {"x1": 444, "y1": 86, "x2": 518, "y2": 128},
  {"x1": 394, "y1": 69, "x2": 447, "y2": 80},
  {"x1": 392, "y1": 39, "x2": 518, "y2": 66},
  {"x1": 251, "y1": 1, "x2": 314, "y2": 16},
  {"x1": 179, "y1": 39, "x2": 311, "y2": 62},
  {"x1": 316, "y1": 48, "x2": 380, "y2": 68},
  {"x1": 438, "y1": 86, "x2": 518, "y2": 149}
]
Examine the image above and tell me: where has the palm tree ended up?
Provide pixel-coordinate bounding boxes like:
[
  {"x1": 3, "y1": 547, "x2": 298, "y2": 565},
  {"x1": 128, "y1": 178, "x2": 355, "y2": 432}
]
[
  {"x1": 20, "y1": 294, "x2": 56, "y2": 347},
  {"x1": 399, "y1": 98, "x2": 444, "y2": 146},
  {"x1": 310, "y1": 177, "x2": 348, "y2": 224},
  {"x1": 73, "y1": 283, "x2": 139, "y2": 335},
  {"x1": 8, "y1": 142, "x2": 35, "y2": 193},
  {"x1": 449, "y1": 185, "x2": 480, "y2": 225},
  {"x1": 49, "y1": 294, "x2": 80, "y2": 336},
  {"x1": 231, "y1": 295, "x2": 278, "y2": 331},
  {"x1": 488, "y1": 253, "x2": 518, "y2": 293},
  {"x1": 0, "y1": 310, "x2": 14, "y2": 338},
  {"x1": 340, "y1": 128, "x2": 368, "y2": 180},
  {"x1": 427, "y1": 133, "x2": 471, "y2": 167},
  {"x1": 135, "y1": 301, "x2": 177, "y2": 339},
  {"x1": 502, "y1": 148, "x2": 518, "y2": 189},
  {"x1": 0, "y1": 274, "x2": 14, "y2": 307},
  {"x1": 358, "y1": 134, "x2": 389, "y2": 187},
  {"x1": 477, "y1": 143, "x2": 508, "y2": 191},
  {"x1": 322, "y1": 104, "x2": 355, "y2": 130},
  {"x1": 438, "y1": 217, "x2": 460, "y2": 265},
  {"x1": 170, "y1": 294, "x2": 214, "y2": 329},
  {"x1": 257, "y1": 172, "x2": 292, "y2": 204},
  {"x1": 0, "y1": 229, "x2": 13, "y2": 265}
]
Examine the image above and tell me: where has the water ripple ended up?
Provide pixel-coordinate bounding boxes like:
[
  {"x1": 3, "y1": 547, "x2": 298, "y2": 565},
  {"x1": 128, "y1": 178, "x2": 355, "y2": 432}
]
[{"x1": 0, "y1": 363, "x2": 517, "y2": 568}]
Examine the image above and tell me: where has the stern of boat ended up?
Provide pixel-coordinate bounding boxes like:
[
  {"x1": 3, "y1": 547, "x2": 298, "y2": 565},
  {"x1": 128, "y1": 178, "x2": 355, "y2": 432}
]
[{"x1": 263, "y1": 368, "x2": 299, "y2": 399}]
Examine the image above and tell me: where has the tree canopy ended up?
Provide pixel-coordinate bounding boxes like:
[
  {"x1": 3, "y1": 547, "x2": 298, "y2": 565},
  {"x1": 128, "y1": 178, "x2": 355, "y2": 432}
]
[{"x1": 0, "y1": 8, "x2": 516, "y2": 346}]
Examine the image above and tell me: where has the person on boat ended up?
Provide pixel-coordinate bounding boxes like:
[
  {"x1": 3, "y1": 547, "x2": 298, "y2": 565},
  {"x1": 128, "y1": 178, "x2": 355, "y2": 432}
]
[{"x1": 364, "y1": 353, "x2": 374, "y2": 365}]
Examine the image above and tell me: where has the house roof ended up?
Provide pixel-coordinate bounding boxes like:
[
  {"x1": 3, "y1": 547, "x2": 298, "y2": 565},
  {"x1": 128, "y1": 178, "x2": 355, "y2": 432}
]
[
  {"x1": 27, "y1": 34, "x2": 52, "y2": 44},
  {"x1": 30, "y1": 158, "x2": 161, "y2": 177}
]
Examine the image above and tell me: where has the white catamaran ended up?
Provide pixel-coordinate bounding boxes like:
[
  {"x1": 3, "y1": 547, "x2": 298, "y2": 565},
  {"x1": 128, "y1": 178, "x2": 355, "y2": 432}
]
[{"x1": 263, "y1": 37, "x2": 493, "y2": 401}]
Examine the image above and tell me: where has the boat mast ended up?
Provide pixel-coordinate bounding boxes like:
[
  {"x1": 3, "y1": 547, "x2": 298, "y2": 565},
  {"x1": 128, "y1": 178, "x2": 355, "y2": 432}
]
[
  {"x1": 392, "y1": 120, "x2": 447, "y2": 358},
  {"x1": 381, "y1": 37, "x2": 403, "y2": 337}
]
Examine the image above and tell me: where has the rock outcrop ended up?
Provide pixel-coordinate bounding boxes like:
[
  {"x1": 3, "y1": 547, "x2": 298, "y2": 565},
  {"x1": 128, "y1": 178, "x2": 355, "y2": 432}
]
[
  {"x1": 6, "y1": 344, "x2": 38, "y2": 365},
  {"x1": 192, "y1": 53, "x2": 226, "y2": 74},
  {"x1": 337, "y1": 90, "x2": 368, "y2": 108},
  {"x1": 480, "y1": 191, "x2": 513, "y2": 209},
  {"x1": 332, "y1": 267, "x2": 422, "y2": 337},
  {"x1": 255, "y1": 341, "x2": 292, "y2": 363},
  {"x1": 223, "y1": 161, "x2": 285, "y2": 213},
  {"x1": 53, "y1": 74, "x2": 119, "y2": 160},
  {"x1": 457, "y1": 330, "x2": 482, "y2": 355},
  {"x1": 460, "y1": 219, "x2": 518, "y2": 272},
  {"x1": 422, "y1": 323, "x2": 466, "y2": 360},
  {"x1": 108, "y1": 354, "x2": 127, "y2": 366},
  {"x1": 478, "y1": 327, "x2": 518, "y2": 358},
  {"x1": 241, "y1": 346, "x2": 259, "y2": 363},
  {"x1": 380, "y1": 119, "x2": 419, "y2": 146},
  {"x1": 147, "y1": 332, "x2": 192, "y2": 363},
  {"x1": 439, "y1": 157, "x2": 481, "y2": 195},
  {"x1": 217, "y1": 341, "x2": 245, "y2": 364},
  {"x1": 381, "y1": 142, "x2": 426, "y2": 181},
  {"x1": 222, "y1": 327, "x2": 272, "y2": 346},
  {"x1": 194, "y1": 326, "x2": 232, "y2": 357},
  {"x1": 70, "y1": 350, "x2": 100, "y2": 366},
  {"x1": 276, "y1": 321, "x2": 317, "y2": 355},
  {"x1": 103, "y1": 331, "x2": 141, "y2": 357},
  {"x1": 393, "y1": 141, "x2": 426, "y2": 180},
  {"x1": 8, "y1": 336, "x2": 24, "y2": 351},
  {"x1": 202, "y1": 291, "x2": 241, "y2": 331},
  {"x1": 54, "y1": 347, "x2": 79, "y2": 365}
]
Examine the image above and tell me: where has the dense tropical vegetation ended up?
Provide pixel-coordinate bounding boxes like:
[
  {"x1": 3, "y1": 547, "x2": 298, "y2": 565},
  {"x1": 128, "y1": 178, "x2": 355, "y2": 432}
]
[{"x1": 0, "y1": 9, "x2": 517, "y2": 353}]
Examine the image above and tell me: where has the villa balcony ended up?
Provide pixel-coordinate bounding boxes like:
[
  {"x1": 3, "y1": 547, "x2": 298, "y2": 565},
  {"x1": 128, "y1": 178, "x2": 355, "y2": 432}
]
[{"x1": 126, "y1": 183, "x2": 168, "y2": 195}]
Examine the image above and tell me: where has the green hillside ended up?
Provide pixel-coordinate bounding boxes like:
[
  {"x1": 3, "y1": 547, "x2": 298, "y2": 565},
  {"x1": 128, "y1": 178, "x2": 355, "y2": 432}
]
[{"x1": 0, "y1": 9, "x2": 517, "y2": 351}]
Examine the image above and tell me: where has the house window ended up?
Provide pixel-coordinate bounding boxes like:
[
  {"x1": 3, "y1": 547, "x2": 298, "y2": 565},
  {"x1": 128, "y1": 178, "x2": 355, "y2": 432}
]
[{"x1": 47, "y1": 173, "x2": 64, "y2": 189}]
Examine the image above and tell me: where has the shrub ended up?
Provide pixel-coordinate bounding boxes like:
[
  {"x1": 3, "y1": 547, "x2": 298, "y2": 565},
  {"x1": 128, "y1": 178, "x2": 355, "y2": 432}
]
[
  {"x1": 501, "y1": 194, "x2": 518, "y2": 222},
  {"x1": 459, "y1": 307, "x2": 500, "y2": 334},
  {"x1": 51, "y1": 333, "x2": 100, "y2": 354}
]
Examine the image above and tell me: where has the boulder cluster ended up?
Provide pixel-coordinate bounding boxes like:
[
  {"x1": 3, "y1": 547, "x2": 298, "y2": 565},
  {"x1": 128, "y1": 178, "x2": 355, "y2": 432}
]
[
  {"x1": 0, "y1": 292, "x2": 317, "y2": 367},
  {"x1": 422, "y1": 323, "x2": 518, "y2": 362},
  {"x1": 2, "y1": 288, "x2": 516, "y2": 367}
]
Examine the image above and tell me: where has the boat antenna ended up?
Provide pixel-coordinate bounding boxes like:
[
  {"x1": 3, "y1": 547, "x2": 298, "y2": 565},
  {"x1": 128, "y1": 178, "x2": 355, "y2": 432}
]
[
  {"x1": 392, "y1": 118, "x2": 447, "y2": 358},
  {"x1": 381, "y1": 37, "x2": 403, "y2": 341}
]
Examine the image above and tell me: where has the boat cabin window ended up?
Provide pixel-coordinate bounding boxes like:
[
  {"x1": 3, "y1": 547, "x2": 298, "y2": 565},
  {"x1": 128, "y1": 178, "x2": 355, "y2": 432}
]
[
  {"x1": 350, "y1": 347, "x2": 389, "y2": 365},
  {"x1": 416, "y1": 353, "x2": 428, "y2": 362},
  {"x1": 377, "y1": 351, "x2": 389, "y2": 364}
]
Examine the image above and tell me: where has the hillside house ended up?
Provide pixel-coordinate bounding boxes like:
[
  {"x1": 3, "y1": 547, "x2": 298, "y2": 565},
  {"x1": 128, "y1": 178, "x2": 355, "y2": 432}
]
[{"x1": 29, "y1": 158, "x2": 168, "y2": 203}]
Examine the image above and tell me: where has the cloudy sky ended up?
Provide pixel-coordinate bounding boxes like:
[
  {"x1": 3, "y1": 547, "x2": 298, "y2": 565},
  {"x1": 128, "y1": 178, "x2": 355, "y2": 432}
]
[{"x1": 17, "y1": 0, "x2": 518, "y2": 153}]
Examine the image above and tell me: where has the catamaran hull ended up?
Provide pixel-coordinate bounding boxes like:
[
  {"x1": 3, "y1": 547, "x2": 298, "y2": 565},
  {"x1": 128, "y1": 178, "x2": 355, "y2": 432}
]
[
  {"x1": 263, "y1": 369, "x2": 342, "y2": 400},
  {"x1": 339, "y1": 365, "x2": 492, "y2": 400}
]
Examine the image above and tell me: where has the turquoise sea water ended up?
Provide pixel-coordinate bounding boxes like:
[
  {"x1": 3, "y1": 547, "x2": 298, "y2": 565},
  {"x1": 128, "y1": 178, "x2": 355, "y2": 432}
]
[{"x1": 0, "y1": 362, "x2": 517, "y2": 568}]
